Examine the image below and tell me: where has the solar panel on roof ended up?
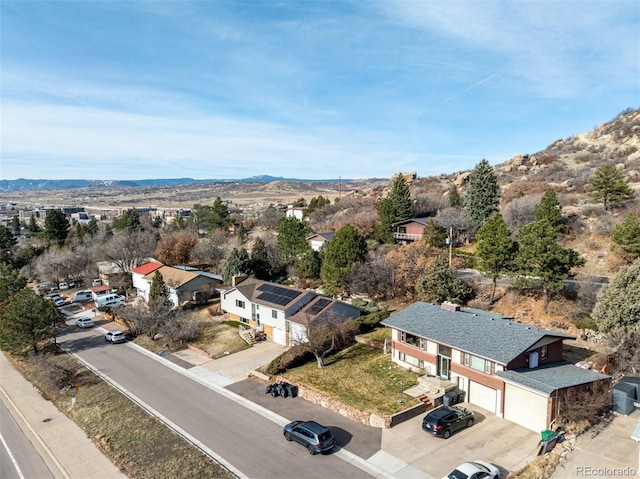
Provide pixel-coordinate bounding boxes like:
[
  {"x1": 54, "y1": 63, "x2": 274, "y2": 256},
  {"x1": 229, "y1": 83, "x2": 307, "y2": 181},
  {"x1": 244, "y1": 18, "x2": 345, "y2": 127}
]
[
  {"x1": 305, "y1": 298, "x2": 332, "y2": 316},
  {"x1": 257, "y1": 287, "x2": 302, "y2": 306}
]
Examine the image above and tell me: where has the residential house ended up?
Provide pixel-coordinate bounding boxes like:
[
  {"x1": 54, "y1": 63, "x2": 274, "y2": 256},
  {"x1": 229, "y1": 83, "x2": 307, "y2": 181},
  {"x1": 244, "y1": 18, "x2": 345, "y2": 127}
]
[
  {"x1": 221, "y1": 278, "x2": 362, "y2": 346},
  {"x1": 306, "y1": 232, "x2": 335, "y2": 252},
  {"x1": 381, "y1": 301, "x2": 610, "y2": 432},
  {"x1": 139, "y1": 265, "x2": 222, "y2": 308},
  {"x1": 285, "y1": 205, "x2": 305, "y2": 221},
  {"x1": 131, "y1": 261, "x2": 164, "y2": 299},
  {"x1": 96, "y1": 260, "x2": 131, "y2": 289},
  {"x1": 392, "y1": 217, "x2": 431, "y2": 244}
]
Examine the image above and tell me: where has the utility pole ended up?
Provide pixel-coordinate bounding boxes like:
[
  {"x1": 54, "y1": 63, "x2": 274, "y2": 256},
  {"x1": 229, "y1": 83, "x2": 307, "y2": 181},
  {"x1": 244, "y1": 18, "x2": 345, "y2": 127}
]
[{"x1": 448, "y1": 226, "x2": 453, "y2": 267}]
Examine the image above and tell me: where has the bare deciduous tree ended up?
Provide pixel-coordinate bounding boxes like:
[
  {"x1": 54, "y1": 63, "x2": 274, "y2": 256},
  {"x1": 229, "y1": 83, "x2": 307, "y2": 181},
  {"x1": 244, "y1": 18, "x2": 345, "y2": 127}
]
[
  {"x1": 103, "y1": 229, "x2": 159, "y2": 272},
  {"x1": 290, "y1": 314, "x2": 357, "y2": 368}
]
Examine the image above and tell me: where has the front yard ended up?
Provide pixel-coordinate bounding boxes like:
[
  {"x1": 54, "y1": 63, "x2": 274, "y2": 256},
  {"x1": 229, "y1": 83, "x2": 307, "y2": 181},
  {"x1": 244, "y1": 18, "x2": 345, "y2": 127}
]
[{"x1": 282, "y1": 335, "x2": 420, "y2": 416}]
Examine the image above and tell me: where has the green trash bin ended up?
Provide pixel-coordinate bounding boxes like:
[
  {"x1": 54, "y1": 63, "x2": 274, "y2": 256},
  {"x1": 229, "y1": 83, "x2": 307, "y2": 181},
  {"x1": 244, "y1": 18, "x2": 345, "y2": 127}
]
[{"x1": 540, "y1": 430, "x2": 555, "y2": 441}]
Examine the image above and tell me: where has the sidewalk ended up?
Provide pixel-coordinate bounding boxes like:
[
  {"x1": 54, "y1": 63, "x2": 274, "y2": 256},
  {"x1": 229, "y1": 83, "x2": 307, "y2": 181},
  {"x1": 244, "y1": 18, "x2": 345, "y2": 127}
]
[{"x1": 0, "y1": 352, "x2": 127, "y2": 479}]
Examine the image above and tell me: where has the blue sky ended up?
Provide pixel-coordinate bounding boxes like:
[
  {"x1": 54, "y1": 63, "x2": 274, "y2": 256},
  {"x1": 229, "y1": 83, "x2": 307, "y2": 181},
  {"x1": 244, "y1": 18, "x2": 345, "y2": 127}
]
[{"x1": 1, "y1": 1, "x2": 639, "y2": 181}]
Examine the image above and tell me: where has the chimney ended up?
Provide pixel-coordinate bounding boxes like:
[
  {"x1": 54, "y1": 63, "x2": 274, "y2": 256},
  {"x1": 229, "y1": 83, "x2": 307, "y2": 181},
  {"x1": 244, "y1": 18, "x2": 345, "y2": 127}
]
[
  {"x1": 231, "y1": 275, "x2": 248, "y2": 287},
  {"x1": 441, "y1": 301, "x2": 461, "y2": 312}
]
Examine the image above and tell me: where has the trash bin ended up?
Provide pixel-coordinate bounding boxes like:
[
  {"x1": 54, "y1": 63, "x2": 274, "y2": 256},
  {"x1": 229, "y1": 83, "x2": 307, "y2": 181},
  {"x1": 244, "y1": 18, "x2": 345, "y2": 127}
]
[{"x1": 286, "y1": 383, "x2": 298, "y2": 398}]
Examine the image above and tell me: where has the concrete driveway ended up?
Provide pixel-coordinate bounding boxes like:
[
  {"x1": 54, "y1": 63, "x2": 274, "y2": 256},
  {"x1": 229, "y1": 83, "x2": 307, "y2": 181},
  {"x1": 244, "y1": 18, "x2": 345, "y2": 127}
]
[
  {"x1": 551, "y1": 410, "x2": 640, "y2": 479},
  {"x1": 379, "y1": 405, "x2": 540, "y2": 479}
]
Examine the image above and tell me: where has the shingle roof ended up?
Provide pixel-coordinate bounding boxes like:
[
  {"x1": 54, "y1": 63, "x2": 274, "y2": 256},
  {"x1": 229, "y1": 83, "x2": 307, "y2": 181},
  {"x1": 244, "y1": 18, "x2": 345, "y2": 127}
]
[
  {"x1": 496, "y1": 362, "x2": 610, "y2": 395},
  {"x1": 381, "y1": 302, "x2": 574, "y2": 365},
  {"x1": 230, "y1": 278, "x2": 361, "y2": 323},
  {"x1": 143, "y1": 266, "x2": 199, "y2": 288},
  {"x1": 391, "y1": 216, "x2": 431, "y2": 227},
  {"x1": 306, "y1": 232, "x2": 336, "y2": 241}
]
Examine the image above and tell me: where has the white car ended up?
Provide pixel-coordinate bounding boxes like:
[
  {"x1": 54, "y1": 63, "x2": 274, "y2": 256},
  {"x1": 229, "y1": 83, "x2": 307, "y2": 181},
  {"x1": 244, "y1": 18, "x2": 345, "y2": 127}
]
[
  {"x1": 443, "y1": 460, "x2": 500, "y2": 479},
  {"x1": 105, "y1": 330, "x2": 126, "y2": 344},
  {"x1": 75, "y1": 317, "x2": 94, "y2": 328}
]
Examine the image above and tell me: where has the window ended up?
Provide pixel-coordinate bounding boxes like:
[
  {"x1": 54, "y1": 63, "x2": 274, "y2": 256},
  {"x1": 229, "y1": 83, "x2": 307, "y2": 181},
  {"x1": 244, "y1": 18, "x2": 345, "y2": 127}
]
[
  {"x1": 400, "y1": 331, "x2": 422, "y2": 348},
  {"x1": 470, "y1": 356, "x2": 485, "y2": 371},
  {"x1": 399, "y1": 352, "x2": 406, "y2": 362},
  {"x1": 272, "y1": 310, "x2": 278, "y2": 319},
  {"x1": 541, "y1": 345, "x2": 548, "y2": 360},
  {"x1": 463, "y1": 352, "x2": 494, "y2": 375},
  {"x1": 235, "y1": 299, "x2": 245, "y2": 309}
]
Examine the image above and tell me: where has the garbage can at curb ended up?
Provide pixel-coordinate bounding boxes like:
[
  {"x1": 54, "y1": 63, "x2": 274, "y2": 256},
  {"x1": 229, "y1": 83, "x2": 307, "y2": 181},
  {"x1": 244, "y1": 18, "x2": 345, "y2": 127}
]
[{"x1": 286, "y1": 383, "x2": 298, "y2": 398}]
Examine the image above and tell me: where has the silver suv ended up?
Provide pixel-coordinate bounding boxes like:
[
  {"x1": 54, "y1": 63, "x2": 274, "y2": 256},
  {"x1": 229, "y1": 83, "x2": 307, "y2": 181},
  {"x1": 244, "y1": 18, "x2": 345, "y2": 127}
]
[
  {"x1": 75, "y1": 317, "x2": 94, "y2": 328},
  {"x1": 283, "y1": 420, "x2": 335, "y2": 455}
]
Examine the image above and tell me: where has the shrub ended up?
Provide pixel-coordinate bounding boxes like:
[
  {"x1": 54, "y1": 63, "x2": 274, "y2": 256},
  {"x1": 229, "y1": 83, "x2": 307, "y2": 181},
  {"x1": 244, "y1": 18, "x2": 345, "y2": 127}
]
[{"x1": 264, "y1": 344, "x2": 314, "y2": 376}]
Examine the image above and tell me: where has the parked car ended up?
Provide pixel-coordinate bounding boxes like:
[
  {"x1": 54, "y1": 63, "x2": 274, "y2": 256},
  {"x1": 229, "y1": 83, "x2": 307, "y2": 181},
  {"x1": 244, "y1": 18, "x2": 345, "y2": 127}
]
[
  {"x1": 105, "y1": 330, "x2": 126, "y2": 344},
  {"x1": 442, "y1": 460, "x2": 500, "y2": 479},
  {"x1": 422, "y1": 405, "x2": 475, "y2": 439},
  {"x1": 47, "y1": 294, "x2": 65, "y2": 307},
  {"x1": 75, "y1": 317, "x2": 95, "y2": 328},
  {"x1": 58, "y1": 282, "x2": 69, "y2": 290},
  {"x1": 36, "y1": 282, "x2": 56, "y2": 292},
  {"x1": 283, "y1": 420, "x2": 335, "y2": 455},
  {"x1": 92, "y1": 278, "x2": 102, "y2": 286}
]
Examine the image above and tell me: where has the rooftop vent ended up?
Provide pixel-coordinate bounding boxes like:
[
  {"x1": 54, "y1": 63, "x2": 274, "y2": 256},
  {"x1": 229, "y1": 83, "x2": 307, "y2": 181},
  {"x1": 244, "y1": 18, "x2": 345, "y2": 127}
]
[{"x1": 441, "y1": 301, "x2": 461, "y2": 312}]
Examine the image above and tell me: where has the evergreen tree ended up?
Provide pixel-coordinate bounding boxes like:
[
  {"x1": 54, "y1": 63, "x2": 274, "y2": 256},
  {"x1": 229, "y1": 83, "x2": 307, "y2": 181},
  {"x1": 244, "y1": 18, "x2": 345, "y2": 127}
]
[
  {"x1": 588, "y1": 165, "x2": 634, "y2": 211},
  {"x1": 86, "y1": 217, "x2": 99, "y2": 236},
  {"x1": 611, "y1": 213, "x2": 640, "y2": 260},
  {"x1": 11, "y1": 216, "x2": 21, "y2": 235},
  {"x1": 0, "y1": 263, "x2": 27, "y2": 302},
  {"x1": 320, "y1": 224, "x2": 367, "y2": 293},
  {"x1": 210, "y1": 197, "x2": 230, "y2": 230},
  {"x1": 535, "y1": 189, "x2": 565, "y2": 234},
  {"x1": 149, "y1": 271, "x2": 171, "y2": 306},
  {"x1": 0, "y1": 225, "x2": 16, "y2": 254},
  {"x1": 294, "y1": 249, "x2": 322, "y2": 279},
  {"x1": 388, "y1": 173, "x2": 414, "y2": 222},
  {"x1": 307, "y1": 195, "x2": 330, "y2": 214},
  {"x1": 374, "y1": 197, "x2": 395, "y2": 244},
  {"x1": 251, "y1": 236, "x2": 271, "y2": 280},
  {"x1": 591, "y1": 259, "x2": 640, "y2": 332},
  {"x1": 221, "y1": 248, "x2": 253, "y2": 285},
  {"x1": 416, "y1": 256, "x2": 473, "y2": 304},
  {"x1": 43, "y1": 209, "x2": 70, "y2": 245},
  {"x1": 476, "y1": 213, "x2": 517, "y2": 303},
  {"x1": 28, "y1": 215, "x2": 40, "y2": 234},
  {"x1": 113, "y1": 208, "x2": 141, "y2": 230},
  {"x1": 449, "y1": 184, "x2": 462, "y2": 208},
  {"x1": 515, "y1": 219, "x2": 585, "y2": 309},
  {"x1": 464, "y1": 159, "x2": 500, "y2": 228},
  {"x1": 276, "y1": 216, "x2": 310, "y2": 264},
  {"x1": 422, "y1": 219, "x2": 447, "y2": 248},
  {"x1": 0, "y1": 287, "x2": 63, "y2": 354}
]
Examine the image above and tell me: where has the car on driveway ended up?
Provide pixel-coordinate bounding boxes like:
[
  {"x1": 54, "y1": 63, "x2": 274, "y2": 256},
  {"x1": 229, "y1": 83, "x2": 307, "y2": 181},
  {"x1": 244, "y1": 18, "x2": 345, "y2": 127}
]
[
  {"x1": 283, "y1": 420, "x2": 335, "y2": 455},
  {"x1": 422, "y1": 405, "x2": 475, "y2": 439},
  {"x1": 105, "y1": 330, "x2": 126, "y2": 344},
  {"x1": 442, "y1": 460, "x2": 500, "y2": 479},
  {"x1": 75, "y1": 317, "x2": 94, "y2": 328}
]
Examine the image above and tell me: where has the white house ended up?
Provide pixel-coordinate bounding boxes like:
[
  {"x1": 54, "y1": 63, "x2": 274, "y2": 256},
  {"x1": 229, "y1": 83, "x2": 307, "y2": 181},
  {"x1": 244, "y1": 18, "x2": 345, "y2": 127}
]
[{"x1": 221, "y1": 278, "x2": 362, "y2": 346}]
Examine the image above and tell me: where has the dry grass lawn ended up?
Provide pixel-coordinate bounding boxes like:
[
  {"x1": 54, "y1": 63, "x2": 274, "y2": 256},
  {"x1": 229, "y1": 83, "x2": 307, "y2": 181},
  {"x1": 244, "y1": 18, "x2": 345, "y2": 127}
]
[{"x1": 283, "y1": 342, "x2": 420, "y2": 416}]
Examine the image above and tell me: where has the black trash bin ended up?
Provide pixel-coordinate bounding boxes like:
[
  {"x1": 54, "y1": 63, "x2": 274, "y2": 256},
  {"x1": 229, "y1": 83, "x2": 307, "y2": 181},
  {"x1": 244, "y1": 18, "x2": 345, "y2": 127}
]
[{"x1": 286, "y1": 383, "x2": 298, "y2": 398}]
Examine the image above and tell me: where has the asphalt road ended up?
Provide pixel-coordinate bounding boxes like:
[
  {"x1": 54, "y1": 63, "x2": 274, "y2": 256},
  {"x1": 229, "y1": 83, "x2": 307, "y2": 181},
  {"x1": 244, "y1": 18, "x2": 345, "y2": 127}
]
[
  {"x1": 0, "y1": 400, "x2": 56, "y2": 479},
  {"x1": 57, "y1": 325, "x2": 375, "y2": 479}
]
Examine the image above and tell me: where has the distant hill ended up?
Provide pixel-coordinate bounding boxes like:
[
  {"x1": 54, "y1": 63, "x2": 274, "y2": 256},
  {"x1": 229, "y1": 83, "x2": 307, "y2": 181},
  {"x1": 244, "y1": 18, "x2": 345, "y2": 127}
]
[{"x1": 0, "y1": 175, "x2": 350, "y2": 192}]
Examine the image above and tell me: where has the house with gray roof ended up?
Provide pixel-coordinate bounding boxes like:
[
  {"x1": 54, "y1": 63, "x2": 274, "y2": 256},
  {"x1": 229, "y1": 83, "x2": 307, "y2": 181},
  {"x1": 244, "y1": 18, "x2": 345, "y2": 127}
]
[
  {"x1": 306, "y1": 232, "x2": 336, "y2": 251},
  {"x1": 381, "y1": 301, "x2": 610, "y2": 432},
  {"x1": 221, "y1": 278, "x2": 362, "y2": 346}
]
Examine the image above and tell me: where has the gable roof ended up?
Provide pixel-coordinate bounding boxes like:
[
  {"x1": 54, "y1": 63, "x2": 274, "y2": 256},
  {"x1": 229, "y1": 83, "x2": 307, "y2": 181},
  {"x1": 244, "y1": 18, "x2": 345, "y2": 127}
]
[
  {"x1": 496, "y1": 362, "x2": 609, "y2": 395},
  {"x1": 391, "y1": 216, "x2": 432, "y2": 227},
  {"x1": 381, "y1": 302, "x2": 574, "y2": 365},
  {"x1": 306, "y1": 232, "x2": 336, "y2": 242},
  {"x1": 143, "y1": 266, "x2": 199, "y2": 289},
  {"x1": 131, "y1": 261, "x2": 164, "y2": 275},
  {"x1": 228, "y1": 278, "x2": 361, "y2": 322}
]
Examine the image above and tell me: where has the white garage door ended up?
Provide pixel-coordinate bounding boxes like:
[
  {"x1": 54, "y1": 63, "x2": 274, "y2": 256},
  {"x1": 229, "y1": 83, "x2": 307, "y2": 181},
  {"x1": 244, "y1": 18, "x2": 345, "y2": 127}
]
[
  {"x1": 469, "y1": 381, "x2": 498, "y2": 413},
  {"x1": 272, "y1": 328, "x2": 287, "y2": 346},
  {"x1": 504, "y1": 383, "x2": 549, "y2": 432}
]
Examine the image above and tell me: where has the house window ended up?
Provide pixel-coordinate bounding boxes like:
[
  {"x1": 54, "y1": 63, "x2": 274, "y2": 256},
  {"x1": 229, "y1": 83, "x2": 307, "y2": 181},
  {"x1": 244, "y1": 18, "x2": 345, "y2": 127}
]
[
  {"x1": 272, "y1": 310, "x2": 278, "y2": 319},
  {"x1": 399, "y1": 352, "x2": 406, "y2": 362},
  {"x1": 470, "y1": 355, "x2": 485, "y2": 372},
  {"x1": 463, "y1": 352, "x2": 470, "y2": 367},
  {"x1": 235, "y1": 299, "x2": 245, "y2": 309},
  {"x1": 541, "y1": 345, "x2": 548, "y2": 360},
  {"x1": 419, "y1": 338, "x2": 426, "y2": 350},
  {"x1": 401, "y1": 331, "x2": 421, "y2": 348},
  {"x1": 240, "y1": 317, "x2": 249, "y2": 325},
  {"x1": 484, "y1": 360, "x2": 492, "y2": 374}
]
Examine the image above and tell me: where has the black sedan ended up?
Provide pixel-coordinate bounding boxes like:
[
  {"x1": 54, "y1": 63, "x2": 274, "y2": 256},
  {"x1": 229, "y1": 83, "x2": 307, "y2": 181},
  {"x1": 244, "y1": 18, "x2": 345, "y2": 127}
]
[{"x1": 422, "y1": 405, "x2": 474, "y2": 439}]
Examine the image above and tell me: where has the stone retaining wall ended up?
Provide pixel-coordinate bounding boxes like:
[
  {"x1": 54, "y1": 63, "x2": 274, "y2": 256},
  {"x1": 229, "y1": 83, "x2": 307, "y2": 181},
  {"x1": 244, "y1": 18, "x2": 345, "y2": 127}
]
[{"x1": 273, "y1": 374, "x2": 422, "y2": 429}]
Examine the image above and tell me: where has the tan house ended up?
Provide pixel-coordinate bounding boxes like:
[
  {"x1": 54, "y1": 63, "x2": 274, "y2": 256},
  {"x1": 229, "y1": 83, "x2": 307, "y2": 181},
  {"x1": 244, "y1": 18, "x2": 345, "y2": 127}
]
[{"x1": 392, "y1": 217, "x2": 432, "y2": 244}]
